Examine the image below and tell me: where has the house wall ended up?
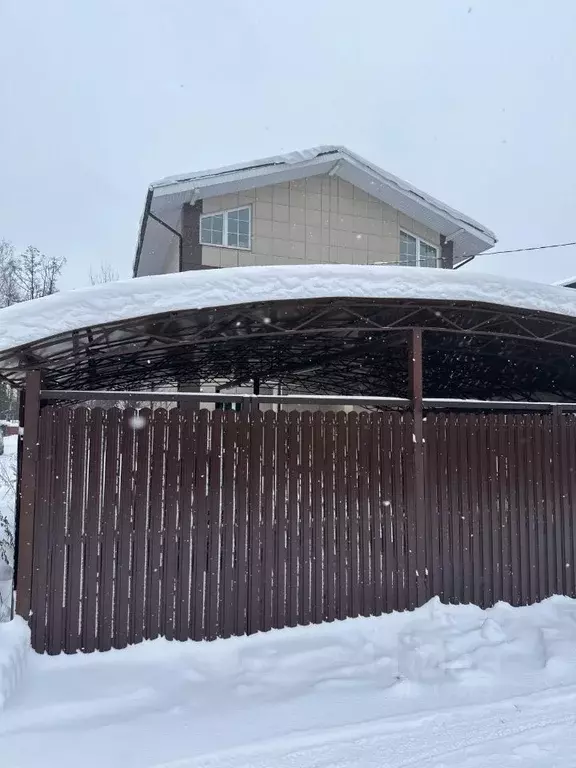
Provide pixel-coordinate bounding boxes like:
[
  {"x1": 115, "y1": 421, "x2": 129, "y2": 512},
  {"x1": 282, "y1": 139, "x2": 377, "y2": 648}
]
[
  {"x1": 198, "y1": 175, "x2": 441, "y2": 269},
  {"x1": 163, "y1": 236, "x2": 180, "y2": 273}
]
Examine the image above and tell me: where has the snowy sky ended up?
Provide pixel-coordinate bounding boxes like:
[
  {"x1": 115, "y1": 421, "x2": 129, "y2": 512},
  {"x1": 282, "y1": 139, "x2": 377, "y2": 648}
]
[{"x1": 1, "y1": 0, "x2": 575, "y2": 290}]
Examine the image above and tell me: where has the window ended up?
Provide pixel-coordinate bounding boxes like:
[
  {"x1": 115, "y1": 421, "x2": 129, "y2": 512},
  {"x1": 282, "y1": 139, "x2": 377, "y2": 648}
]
[
  {"x1": 400, "y1": 231, "x2": 439, "y2": 268},
  {"x1": 200, "y1": 206, "x2": 251, "y2": 249}
]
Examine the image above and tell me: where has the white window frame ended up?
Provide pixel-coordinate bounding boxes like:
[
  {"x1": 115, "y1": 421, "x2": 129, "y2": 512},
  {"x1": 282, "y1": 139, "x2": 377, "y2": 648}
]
[
  {"x1": 200, "y1": 205, "x2": 252, "y2": 250},
  {"x1": 400, "y1": 230, "x2": 439, "y2": 268}
]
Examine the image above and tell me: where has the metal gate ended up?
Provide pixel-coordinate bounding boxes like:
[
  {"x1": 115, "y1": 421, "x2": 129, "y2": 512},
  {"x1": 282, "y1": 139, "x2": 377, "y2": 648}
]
[{"x1": 15, "y1": 392, "x2": 576, "y2": 654}]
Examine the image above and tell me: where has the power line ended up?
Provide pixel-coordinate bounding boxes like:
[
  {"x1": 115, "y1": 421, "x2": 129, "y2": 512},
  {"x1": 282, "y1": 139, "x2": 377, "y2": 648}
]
[{"x1": 482, "y1": 240, "x2": 576, "y2": 256}]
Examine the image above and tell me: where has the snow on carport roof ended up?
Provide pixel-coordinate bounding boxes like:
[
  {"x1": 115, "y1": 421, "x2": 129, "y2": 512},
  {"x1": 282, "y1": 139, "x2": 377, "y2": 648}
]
[{"x1": 0, "y1": 264, "x2": 575, "y2": 356}]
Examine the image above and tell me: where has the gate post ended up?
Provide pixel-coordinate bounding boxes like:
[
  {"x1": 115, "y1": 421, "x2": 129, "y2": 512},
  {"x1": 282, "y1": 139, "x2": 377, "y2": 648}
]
[
  {"x1": 14, "y1": 370, "x2": 42, "y2": 620},
  {"x1": 408, "y1": 329, "x2": 426, "y2": 606}
]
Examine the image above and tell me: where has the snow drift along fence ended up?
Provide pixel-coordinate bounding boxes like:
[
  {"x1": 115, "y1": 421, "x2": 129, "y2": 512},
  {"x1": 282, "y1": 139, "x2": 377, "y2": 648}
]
[{"x1": 24, "y1": 406, "x2": 576, "y2": 654}]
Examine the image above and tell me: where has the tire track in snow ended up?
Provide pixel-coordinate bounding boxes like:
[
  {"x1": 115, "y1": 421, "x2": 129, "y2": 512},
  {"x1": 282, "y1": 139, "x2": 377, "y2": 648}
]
[{"x1": 152, "y1": 685, "x2": 576, "y2": 768}]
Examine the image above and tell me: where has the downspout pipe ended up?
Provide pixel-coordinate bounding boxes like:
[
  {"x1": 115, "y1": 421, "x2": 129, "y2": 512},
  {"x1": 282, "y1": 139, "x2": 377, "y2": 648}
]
[
  {"x1": 133, "y1": 187, "x2": 184, "y2": 276},
  {"x1": 453, "y1": 255, "x2": 476, "y2": 270}
]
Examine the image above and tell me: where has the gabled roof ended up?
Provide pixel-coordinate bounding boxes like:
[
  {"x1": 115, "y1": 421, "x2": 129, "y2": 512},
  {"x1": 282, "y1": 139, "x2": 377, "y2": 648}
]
[{"x1": 134, "y1": 145, "x2": 497, "y2": 277}]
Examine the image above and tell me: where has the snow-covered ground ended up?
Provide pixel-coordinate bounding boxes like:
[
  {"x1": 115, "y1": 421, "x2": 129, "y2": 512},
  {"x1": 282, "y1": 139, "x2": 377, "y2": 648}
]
[{"x1": 3, "y1": 597, "x2": 576, "y2": 767}]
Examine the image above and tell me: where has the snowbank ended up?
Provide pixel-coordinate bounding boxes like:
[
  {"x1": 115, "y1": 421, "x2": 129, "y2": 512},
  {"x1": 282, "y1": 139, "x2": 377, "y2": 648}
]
[
  {"x1": 0, "y1": 264, "x2": 575, "y2": 354},
  {"x1": 3, "y1": 597, "x2": 576, "y2": 767},
  {"x1": 0, "y1": 617, "x2": 30, "y2": 709}
]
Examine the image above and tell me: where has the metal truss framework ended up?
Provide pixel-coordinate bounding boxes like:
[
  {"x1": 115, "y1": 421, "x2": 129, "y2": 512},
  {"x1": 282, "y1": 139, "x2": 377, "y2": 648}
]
[{"x1": 2, "y1": 297, "x2": 576, "y2": 400}]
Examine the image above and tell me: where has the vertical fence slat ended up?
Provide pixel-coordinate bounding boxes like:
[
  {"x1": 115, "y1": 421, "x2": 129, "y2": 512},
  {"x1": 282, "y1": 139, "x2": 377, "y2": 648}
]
[
  {"x1": 436, "y1": 415, "x2": 451, "y2": 603},
  {"x1": 311, "y1": 411, "x2": 324, "y2": 625},
  {"x1": 477, "y1": 414, "x2": 492, "y2": 608},
  {"x1": 391, "y1": 413, "x2": 406, "y2": 612},
  {"x1": 487, "y1": 414, "x2": 501, "y2": 604},
  {"x1": 541, "y1": 415, "x2": 556, "y2": 597},
  {"x1": 219, "y1": 411, "x2": 236, "y2": 638},
  {"x1": 323, "y1": 412, "x2": 336, "y2": 622},
  {"x1": 81, "y1": 409, "x2": 103, "y2": 653},
  {"x1": 65, "y1": 408, "x2": 88, "y2": 654},
  {"x1": 262, "y1": 411, "x2": 276, "y2": 632},
  {"x1": 31, "y1": 407, "x2": 55, "y2": 653},
  {"x1": 551, "y1": 411, "x2": 565, "y2": 595},
  {"x1": 234, "y1": 412, "x2": 249, "y2": 636},
  {"x1": 46, "y1": 408, "x2": 71, "y2": 655},
  {"x1": 557, "y1": 413, "x2": 573, "y2": 596},
  {"x1": 98, "y1": 408, "x2": 121, "y2": 652},
  {"x1": 516, "y1": 415, "x2": 530, "y2": 604},
  {"x1": 146, "y1": 409, "x2": 166, "y2": 641},
  {"x1": 247, "y1": 409, "x2": 263, "y2": 634},
  {"x1": 347, "y1": 412, "x2": 360, "y2": 618},
  {"x1": 460, "y1": 415, "x2": 472, "y2": 604},
  {"x1": 274, "y1": 410, "x2": 288, "y2": 629},
  {"x1": 508, "y1": 416, "x2": 521, "y2": 607},
  {"x1": 380, "y1": 413, "x2": 395, "y2": 613},
  {"x1": 179, "y1": 411, "x2": 196, "y2": 640},
  {"x1": 552, "y1": 408, "x2": 569, "y2": 595},
  {"x1": 469, "y1": 415, "x2": 482, "y2": 607},
  {"x1": 205, "y1": 410, "x2": 222, "y2": 641},
  {"x1": 447, "y1": 415, "x2": 461, "y2": 603},
  {"x1": 190, "y1": 410, "x2": 208, "y2": 641},
  {"x1": 357, "y1": 413, "x2": 372, "y2": 616},
  {"x1": 162, "y1": 409, "x2": 180, "y2": 640},
  {"x1": 114, "y1": 409, "x2": 136, "y2": 649},
  {"x1": 525, "y1": 415, "x2": 538, "y2": 604},
  {"x1": 335, "y1": 411, "x2": 348, "y2": 620},
  {"x1": 287, "y1": 411, "x2": 299, "y2": 627},
  {"x1": 495, "y1": 415, "x2": 509, "y2": 603},
  {"x1": 567, "y1": 415, "x2": 576, "y2": 597},
  {"x1": 299, "y1": 412, "x2": 312, "y2": 625},
  {"x1": 15, "y1": 371, "x2": 42, "y2": 622},
  {"x1": 129, "y1": 408, "x2": 150, "y2": 646},
  {"x1": 403, "y1": 412, "x2": 417, "y2": 610},
  {"x1": 533, "y1": 415, "x2": 546, "y2": 601},
  {"x1": 428, "y1": 414, "x2": 441, "y2": 602},
  {"x1": 369, "y1": 413, "x2": 383, "y2": 616}
]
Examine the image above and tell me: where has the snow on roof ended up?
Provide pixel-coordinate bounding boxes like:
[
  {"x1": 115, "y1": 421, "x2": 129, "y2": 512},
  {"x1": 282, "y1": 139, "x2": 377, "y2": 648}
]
[
  {"x1": 0, "y1": 265, "x2": 575, "y2": 357},
  {"x1": 555, "y1": 275, "x2": 576, "y2": 288},
  {"x1": 135, "y1": 146, "x2": 497, "y2": 277}
]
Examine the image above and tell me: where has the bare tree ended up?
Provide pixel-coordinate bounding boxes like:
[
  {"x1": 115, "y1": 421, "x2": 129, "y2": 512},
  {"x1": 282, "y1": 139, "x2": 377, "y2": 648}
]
[
  {"x1": 89, "y1": 261, "x2": 119, "y2": 285},
  {"x1": 42, "y1": 254, "x2": 65, "y2": 296},
  {"x1": 0, "y1": 241, "x2": 20, "y2": 308},
  {"x1": 14, "y1": 246, "x2": 66, "y2": 301},
  {"x1": 0, "y1": 240, "x2": 65, "y2": 306}
]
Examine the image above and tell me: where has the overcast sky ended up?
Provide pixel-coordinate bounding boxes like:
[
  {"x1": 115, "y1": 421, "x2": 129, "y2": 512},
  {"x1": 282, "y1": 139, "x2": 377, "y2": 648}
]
[{"x1": 1, "y1": 0, "x2": 575, "y2": 290}]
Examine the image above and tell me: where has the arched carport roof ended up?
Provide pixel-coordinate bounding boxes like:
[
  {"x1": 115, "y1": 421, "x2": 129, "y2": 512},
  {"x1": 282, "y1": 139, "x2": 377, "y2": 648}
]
[{"x1": 1, "y1": 265, "x2": 576, "y2": 400}]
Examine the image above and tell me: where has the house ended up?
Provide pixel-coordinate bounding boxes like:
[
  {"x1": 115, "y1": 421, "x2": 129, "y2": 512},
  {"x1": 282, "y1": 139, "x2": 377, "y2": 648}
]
[{"x1": 133, "y1": 146, "x2": 496, "y2": 277}]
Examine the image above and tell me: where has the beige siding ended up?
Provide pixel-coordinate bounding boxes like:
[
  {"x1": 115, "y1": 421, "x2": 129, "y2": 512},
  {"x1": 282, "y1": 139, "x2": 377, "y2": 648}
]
[{"x1": 199, "y1": 175, "x2": 441, "y2": 269}]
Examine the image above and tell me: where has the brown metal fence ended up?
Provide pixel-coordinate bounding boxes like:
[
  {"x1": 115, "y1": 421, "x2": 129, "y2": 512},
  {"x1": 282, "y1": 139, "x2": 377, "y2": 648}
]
[{"x1": 25, "y1": 405, "x2": 576, "y2": 654}]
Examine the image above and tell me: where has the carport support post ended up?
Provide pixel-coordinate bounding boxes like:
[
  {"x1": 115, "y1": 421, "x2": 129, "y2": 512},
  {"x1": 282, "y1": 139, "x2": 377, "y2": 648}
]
[
  {"x1": 14, "y1": 370, "x2": 42, "y2": 620},
  {"x1": 408, "y1": 329, "x2": 426, "y2": 607}
]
